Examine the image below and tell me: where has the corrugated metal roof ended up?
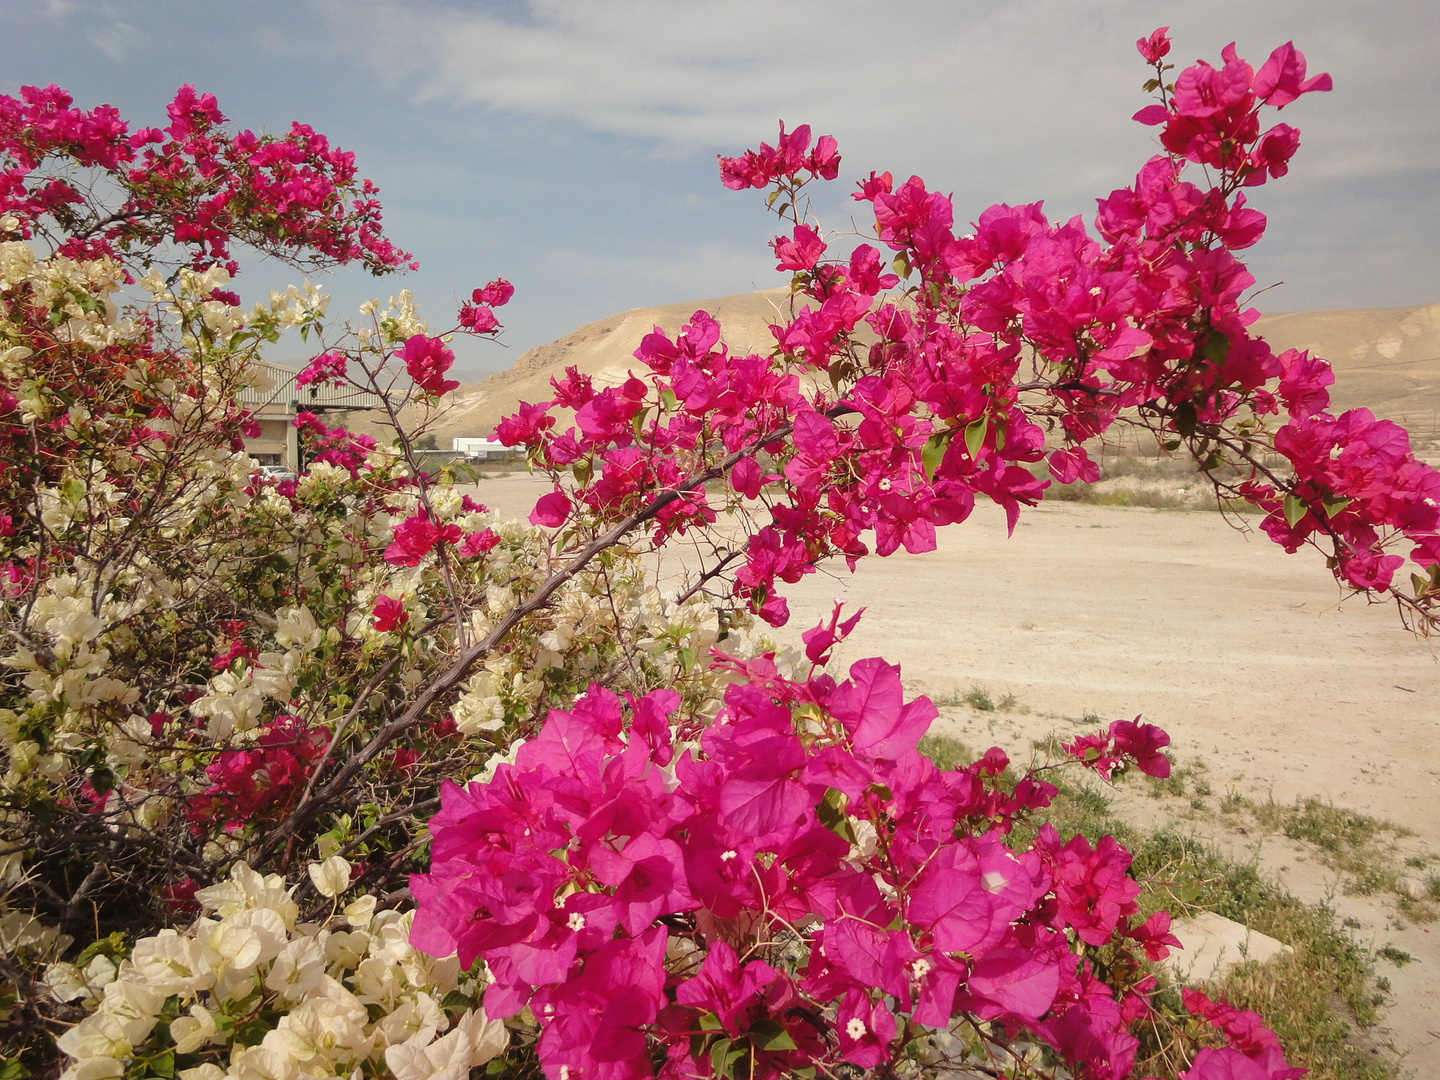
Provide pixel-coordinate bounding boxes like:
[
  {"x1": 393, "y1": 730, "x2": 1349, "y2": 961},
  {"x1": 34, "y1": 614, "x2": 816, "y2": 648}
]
[{"x1": 237, "y1": 362, "x2": 386, "y2": 414}]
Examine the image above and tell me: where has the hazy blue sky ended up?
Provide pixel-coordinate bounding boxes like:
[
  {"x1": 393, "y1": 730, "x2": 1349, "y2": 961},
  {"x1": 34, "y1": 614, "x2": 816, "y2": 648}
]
[{"x1": 6, "y1": 1, "x2": 1437, "y2": 378}]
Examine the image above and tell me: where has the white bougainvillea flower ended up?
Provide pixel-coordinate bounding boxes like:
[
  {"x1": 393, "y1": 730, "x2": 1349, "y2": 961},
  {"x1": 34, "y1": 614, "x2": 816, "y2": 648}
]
[
  {"x1": 274, "y1": 606, "x2": 322, "y2": 651},
  {"x1": 128, "y1": 928, "x2": 213, "y2": 997},
  {"x1": 383, "y1": 1009, "x2": 507, "y2": 1080},
  {"x1": 195, "y1": 862, "x2": 297, "y2": 926},
  {"x1": 372, "y1": 991, "x2": 446, "y2": 1050},
  {"x1": 308, "y1": 855, "x2": 352, "y2": 899},
  {"x1": 264, "y1": 935, "x2": 327, "y2": 1002},
  {"x1": 169, "y1": 1004, "x2": 217, "y2": 1054},
  {"x1": 265, "y1": 976, "x2": 372, "y2": 1065}
]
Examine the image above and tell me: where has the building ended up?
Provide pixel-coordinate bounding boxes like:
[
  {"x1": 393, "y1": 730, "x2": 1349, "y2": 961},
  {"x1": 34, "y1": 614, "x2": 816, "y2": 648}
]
[
  {"x1": 453, "y1": 437, "x2": 514, "y2": 461},
  {"x1": 236, "y1": 362, "x2": 385, "y2": 470}
]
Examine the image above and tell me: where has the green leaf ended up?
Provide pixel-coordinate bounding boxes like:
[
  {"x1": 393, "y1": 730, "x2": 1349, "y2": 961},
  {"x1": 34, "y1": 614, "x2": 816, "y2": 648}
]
[
  {"x1": 1283, "y1": 493, "x2": 1307, "y2": 527},
  {"x1": 150, "y1": 1050, "x2": 176, "y2": 1079},
  {"x1": 1200, "y1": 331, "x2": 1229, "y2": 364},
  {"x1": 89, "y1": 765, "x2": 115, "y2": 796},
  {"x1": 1173, "y1": 401, "x2": 1197, "y2": 438},
  {"x1": 699, "y1": 1011, "x2": 724, "y2": 1033},
  {"x1": 921, "y1": 431, "x2": 950, "y2": 480},
  {"x1": 571, "y1": 458, "x2": 593, "y2": 486},
  {"x1": 750, "y1": 1019, "x2": 797, "y2": 1051},
  {"x1": 710, "y1": 1038, "x2": 735, "y2": 1078},
  {"x1": 1321, "y1": 496, "x2": 1351, "y2": 520},
  {"x1": 0, "y1": 1058, "x2": 31, "y2": 1080},
  {"x1": 892, "y1": 252, "x2": 912, "y2": 280},
  {"x1": 816, "y1": 787, "x2": 857, "y2": 844},
  {"x1": 964, "y1": 416, "x2": 989, "y2": 460},
  {"x1": 659, "y1": 387, "x2": 678, "y2": 412}
]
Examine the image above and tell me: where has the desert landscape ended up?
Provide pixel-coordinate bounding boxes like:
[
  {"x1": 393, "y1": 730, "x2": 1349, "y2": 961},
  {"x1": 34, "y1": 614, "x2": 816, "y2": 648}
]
[{"x1": 448, "y1": 294, "x2": 1440, "y2": 1075}]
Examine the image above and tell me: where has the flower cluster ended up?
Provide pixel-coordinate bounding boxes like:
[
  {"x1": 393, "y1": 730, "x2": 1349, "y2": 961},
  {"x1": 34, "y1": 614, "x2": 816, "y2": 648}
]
[
  {"x1": 718, "y1": 122, "x2": 840, "y2": 190},
  {"x1": 498, "y1": 33, "x2": 1440, "y2": 636},
  {"x1": 50, "y1": 859, "x2": 508, "y2": 1080},
  {"x1": 411, "y1": 623, "x2": 1281, "y2": 1080},
  {"x1": 1, "y1": 83, "x2": 414, "y2": 277},
  {"x1": 184, "y1": 716, "x2": 329, "y2": 833}
]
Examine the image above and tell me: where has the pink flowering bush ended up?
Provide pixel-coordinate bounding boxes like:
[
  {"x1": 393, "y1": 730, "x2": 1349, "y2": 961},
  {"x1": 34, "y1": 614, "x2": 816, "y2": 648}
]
[
  {"x1": 0, "y1": 26, "x2": 1421, "y2": 1080},
  {"x1": 498, "y1": 33, "x2": 1440, "y2": 634},
  {"x1": 409, "y1": 632, "x2": 1298, "y2": 1080},
  {"x1": 411, "y1": 647, "x2": 1191, "y2": 1080}
]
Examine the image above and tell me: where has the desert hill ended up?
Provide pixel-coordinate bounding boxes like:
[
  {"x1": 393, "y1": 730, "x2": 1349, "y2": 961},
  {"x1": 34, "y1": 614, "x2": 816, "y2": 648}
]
[
  {"x1": 432, "y1": 288, "x2": 793, "y2": 441},
  {"x1": 340, "y1": 292, "x2": 1440, "y2": 448},
  {"x1": 1251, "y1": 301, "x2": 1440, "y2": 432}
]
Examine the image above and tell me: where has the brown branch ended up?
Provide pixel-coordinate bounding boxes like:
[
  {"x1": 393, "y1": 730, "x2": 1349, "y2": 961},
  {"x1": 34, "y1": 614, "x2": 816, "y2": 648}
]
[{"x1": 252, "y1": 404, "x2": 854, "y2": 858}]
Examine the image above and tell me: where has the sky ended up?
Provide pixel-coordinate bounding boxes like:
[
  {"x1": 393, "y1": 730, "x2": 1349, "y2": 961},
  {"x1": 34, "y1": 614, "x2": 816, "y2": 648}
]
[{"x1": 5, "y1": 0, "x2": 1438, "y2": 379}]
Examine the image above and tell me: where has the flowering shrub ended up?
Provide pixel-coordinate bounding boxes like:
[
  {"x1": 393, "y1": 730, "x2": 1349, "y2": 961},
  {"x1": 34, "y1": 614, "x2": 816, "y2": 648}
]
[
  {"x1": 499, "y1": 36, "x2": 1440, "y2": 634},
  {"x1": 410, "y1": 639, "x2": 1298, "y2": 1080},
  {"x1": 0, "y1": 25, "x2": 1424, "y2": 1080},
  {"x1": 47, "y1": 858, "x2": 507, "y2": 1080}
]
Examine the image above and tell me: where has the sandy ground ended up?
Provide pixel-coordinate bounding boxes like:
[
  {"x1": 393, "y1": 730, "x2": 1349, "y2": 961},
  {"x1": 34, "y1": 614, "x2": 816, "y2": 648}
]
[{"x1": 469, "y1": 472, "x2": 1440, "y2": 1075}]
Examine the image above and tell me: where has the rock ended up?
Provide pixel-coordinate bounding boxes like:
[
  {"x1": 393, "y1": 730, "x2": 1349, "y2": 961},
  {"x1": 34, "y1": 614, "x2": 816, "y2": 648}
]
[{"x1": 1162, "y1": 911, "x2": 1293, "y2": 982}]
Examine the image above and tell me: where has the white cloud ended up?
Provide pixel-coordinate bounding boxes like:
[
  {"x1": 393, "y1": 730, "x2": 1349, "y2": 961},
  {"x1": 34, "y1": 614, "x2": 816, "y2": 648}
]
[
  {"x1": 87, "y1": 20, "x2": 144, "y2": 61},
  {"x1": 84, "y1": 1, "x2": 146, "y2": 62},
  {"x1": 311, "y1": 0, "x2": 1438, "y2": 226}
]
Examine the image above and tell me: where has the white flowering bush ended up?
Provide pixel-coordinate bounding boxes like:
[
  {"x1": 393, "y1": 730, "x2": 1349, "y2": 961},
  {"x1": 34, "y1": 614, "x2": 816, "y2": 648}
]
[
  {"x1": 0, "y1": 89, "x2": 743, "y2": 1071},
  {"x1": 46, "y1": 859, "x2": 508, "y2": 1080}
]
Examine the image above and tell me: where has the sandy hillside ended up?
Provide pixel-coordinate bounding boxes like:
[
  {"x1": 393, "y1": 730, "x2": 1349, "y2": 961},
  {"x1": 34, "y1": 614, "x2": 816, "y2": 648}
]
[
  {"x1": 401, "y1": 293, "x2": 1440, "y2": 445},
  {"x1": 1254, "y1": 301, "x2": 1440, "y2": 431}
]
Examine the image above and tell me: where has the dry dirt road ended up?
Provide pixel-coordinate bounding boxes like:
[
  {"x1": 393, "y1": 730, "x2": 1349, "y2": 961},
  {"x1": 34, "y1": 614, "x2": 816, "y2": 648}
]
[{"x1": 470, "y1": 472, "x2": 1440, "y2": 1075}]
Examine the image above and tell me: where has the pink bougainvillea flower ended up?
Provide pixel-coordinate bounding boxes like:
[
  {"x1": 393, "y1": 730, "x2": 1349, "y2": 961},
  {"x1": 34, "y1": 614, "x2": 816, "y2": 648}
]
[
  {"x1": 294, "y1": 350, "x2": 347, "y2": 388},
  {"x1": 384, "y1": 509, "x2": 461, "y2": 566},
  {"x1": 458, "y1": 303, "x2": 500, "y2": 333},
  {"x1": 372, "y1": 594, "x2": 408, "y2": 632},
  {"x1": 529, "y1": 488, "x2": 572, "y2": 528},
  {"x1": 835, "y1": 990, "x2": 897, "y2": 1068},
  {"x1": 457, "y1": 528, "x2": 500, "y2": 557},
  {"x1": 800, "y1": 601, "x2": 865, "y2": 666},
  {"x1": 1137, "y1": 26, "x2": 1171, "y2": 63},
  {"x1": 1109, "y1": 718, "x2": 1171, "y2": 777},
  {"x1": 1252, "y1": 41, "x2": 1333, "y2": 109},
  {"x1": 399, "y1": 333, "x2": 460, "y2": 396},
  {"x1": 472, "y1": 277, "x2": 514, "y2": 307}
]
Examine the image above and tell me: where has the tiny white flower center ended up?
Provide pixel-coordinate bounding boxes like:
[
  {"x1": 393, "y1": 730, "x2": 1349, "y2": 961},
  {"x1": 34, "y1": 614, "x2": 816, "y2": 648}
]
[
  {"x1": 720, "y1": 850, "x2": 738, "y2": 862},
  {"x1": 567, "y1": 912, "x2": 586, "y2": 932},
  {"x1": 559, "y1": 1068, "x2": 570, "y2": 1080},
  {"x1": 911, "y1": 958, "x2": 933, "y2": 980},
  {"x1": 878, "y1": 477, "x2": 893, "y2": 491},
  {"x1": 981, "y1": 870, "x2": 1009, "y2": 894},
  {"x1": 846, "y1": 1018, "x2": 868, "y2": 1040}
]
